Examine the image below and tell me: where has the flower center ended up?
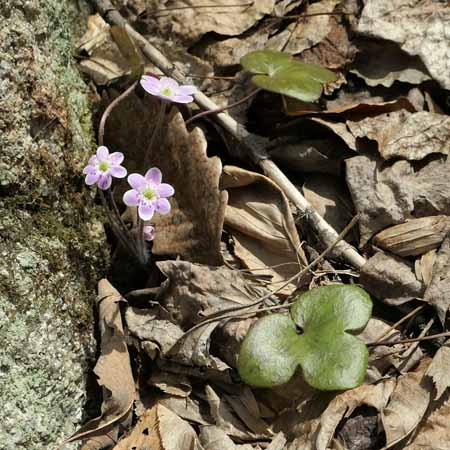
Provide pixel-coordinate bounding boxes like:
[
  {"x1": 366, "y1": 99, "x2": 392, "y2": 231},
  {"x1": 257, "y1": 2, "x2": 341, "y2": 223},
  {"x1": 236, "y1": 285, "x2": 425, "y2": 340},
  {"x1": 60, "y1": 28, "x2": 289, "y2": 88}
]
[
  {"x1": 142, "y1": 187, "x2": 156, "y2": 200},
  {"x1": 98, "y1": 161, "x2": 110, "y2": 172},
  {"x1": 161, "y1": 87, "x2": 172, "y2": 97}
]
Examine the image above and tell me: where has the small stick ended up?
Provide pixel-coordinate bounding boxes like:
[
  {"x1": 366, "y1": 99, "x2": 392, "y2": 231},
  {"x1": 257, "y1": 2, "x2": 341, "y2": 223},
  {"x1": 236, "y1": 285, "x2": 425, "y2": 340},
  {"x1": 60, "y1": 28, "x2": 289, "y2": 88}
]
[
  {"x1": 373, "y1": 304, "x2": 426, "y2": 344},
  {"x1": 185, "y1": 88, "x2": 260, "y2": 126},
  {"x1": 368, "y1": 330, "x2": 450, "y2": 347}
]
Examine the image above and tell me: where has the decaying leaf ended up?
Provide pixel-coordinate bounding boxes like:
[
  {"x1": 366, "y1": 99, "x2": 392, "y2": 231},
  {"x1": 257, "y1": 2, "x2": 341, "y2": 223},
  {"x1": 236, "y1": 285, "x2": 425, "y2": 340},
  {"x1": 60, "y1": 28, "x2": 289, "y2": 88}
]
[
  {"x1": 221, "y1": 165, "x2": 307, "y2": 293},
  {"x1": 156, "y1": 0, "x2": 276, "y2": 45},
  {"x1": 347, "y1": 110, "x2": 450, "y2": 161},
  {"x1": 148, "y1": 370, "x2": 192, "y2": 398},
  {"x1": 157, "y1": 260, "x2": 269, "y2": 328},
  {"x1": 424, "y1": 237, "x2": 450, "y2": 326},
  {"x1": 316, "y1": 380, "x2": 396, "y2": 450},
  {"x1": 360, "y1": 252, "x2": 425, "y2": 305},
  {"x1": 113, "y1": 403, "x2": 199, "y2": 450},
  {"x1": 349, "y1": 39, "x2": 431, "y2": 88},
  {"x1": 381, "y1": 359, "x2": 432, "y2": 449},
  {"x1": 77, "y1": 14, "x2": 110, "y2": 55},
  {"x1": 374, "y1": 216, "x2": 450, "y2": 257},
  {"x1": 426, "y1": 341, "x2": 450, "y2": 400},
  {"x1": 148, "y1": 112, "x2": 228, "y2": 265},
  {"x1": 357, "y1": 0, "x2": 450, "y2": 89},
  {"x1": 415, "y1": 250, "x2": 437, "y2": 287},
  {"x1": 60, "y1": 280, "x2": 135, "y2": 450},
  {"x1": 200, "y1": 425, "x2": 240, "y2": 450},
  {"x1": 267, "y1": 0, "x2": 340, "y2": 55}
]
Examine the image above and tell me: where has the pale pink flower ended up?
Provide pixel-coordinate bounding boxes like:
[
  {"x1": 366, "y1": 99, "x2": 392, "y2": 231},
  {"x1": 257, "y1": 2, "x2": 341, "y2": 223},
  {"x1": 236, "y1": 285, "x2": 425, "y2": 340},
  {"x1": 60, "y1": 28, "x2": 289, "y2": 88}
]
[
  {"x1": 140, "y1": 75, "x2": 197, "y2": 103},
  {"x1": 123, "y1": 167, "x2": 174, "y2": 221},
  {"x1": 83, "y1": 146, "x2": 127, "y2": 190},
  {"x1": 143, "y1": 225, "x2": 155, "y2": 241}
]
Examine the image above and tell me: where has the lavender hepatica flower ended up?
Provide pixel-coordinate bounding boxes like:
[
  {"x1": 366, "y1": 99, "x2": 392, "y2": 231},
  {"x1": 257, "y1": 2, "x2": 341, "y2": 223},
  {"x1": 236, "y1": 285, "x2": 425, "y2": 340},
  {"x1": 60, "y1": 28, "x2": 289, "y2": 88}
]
[
  {"x1": 140, "y1": 75, "x2": 197, "y2": 104},
  {"x1": 83, "y1": 146, "x2": 127, "y2": 190},
  {"x1": 123, "y1": 167, "x2": 175, "y2": 221},
  {"x1": 143, "y1": 225, "x2": 155, "y2": 242}
]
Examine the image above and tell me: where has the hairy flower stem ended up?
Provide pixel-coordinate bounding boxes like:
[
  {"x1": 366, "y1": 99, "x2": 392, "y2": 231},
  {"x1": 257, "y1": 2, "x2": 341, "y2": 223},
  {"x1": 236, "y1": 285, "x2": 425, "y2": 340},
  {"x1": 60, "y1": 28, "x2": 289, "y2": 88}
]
[
  {"x1": 145, "y1": 100, "x2": 167, "y2": 167},
  {"x1": 185, "y1": 88, "x2": 261, "y2": 126},
  {"x1": 137, "y1": 217, "x2": 147, "y2": 264},
  {"x1": 98, "y1": 81, "x2": 138, "y2": 147}
]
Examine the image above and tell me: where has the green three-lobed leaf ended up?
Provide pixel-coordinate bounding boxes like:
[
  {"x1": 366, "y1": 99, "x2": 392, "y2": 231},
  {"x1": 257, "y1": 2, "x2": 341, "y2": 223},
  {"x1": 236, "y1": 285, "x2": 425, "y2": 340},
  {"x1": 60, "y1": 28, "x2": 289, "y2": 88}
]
[
  {"x1": 240, "y1": 50, "x2": 337, "y2": 102},
  {"x1": 238, "y1": 285, "x2": 372, "y2": 391}
]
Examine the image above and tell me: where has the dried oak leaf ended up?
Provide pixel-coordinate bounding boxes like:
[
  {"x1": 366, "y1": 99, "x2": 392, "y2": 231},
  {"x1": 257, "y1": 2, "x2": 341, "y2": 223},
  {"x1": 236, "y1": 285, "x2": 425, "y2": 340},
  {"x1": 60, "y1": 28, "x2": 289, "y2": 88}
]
[
  {"x1": 316, "y1": 380, "x2": 396, "y2": 450},
  {"x1": 424, "y1": 236, "x2": 450, "y2": 326},
  {"x1": 112, "y1": 403, "x2": 199, "y2": 450},
  {"x1": 149, "y1": 111, "x2": 227, "y2": 265},
  {"x1": 381, "y1": 359, "x2": 432, "y2": 449},
  {"x1": 77, "y1": 14, "x2": 110, "y2": 55},
  {"x1": 426, "y1": 341, "x2": 450, "y2": 400},
  {"x1": 60, "y1": 280, "x2": 135, "y2": 450},
  {"x1": 221, "y1": 166, "x2": 308, "y2": 294},
  {"x1": 357, "y1": 0, "x2": 450, "y2": 89},
  {"x1": 347, "y1": 110, "x2": 450, "y2": 161},
  {"x1": 156, "y1": 0, "x2": 276, "y2": 45}
]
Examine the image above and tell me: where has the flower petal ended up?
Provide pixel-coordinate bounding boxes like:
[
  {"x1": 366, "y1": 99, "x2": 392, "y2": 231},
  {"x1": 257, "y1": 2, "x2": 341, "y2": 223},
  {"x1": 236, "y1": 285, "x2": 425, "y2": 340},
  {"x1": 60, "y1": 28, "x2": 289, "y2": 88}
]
[
  {"x1": 96, "y1": 146, "x2": 109, "y2": 160},
  {"x1": 128, "y1": 173, "x2": 146, "y2": 189},
  {"x1": 138, "y1": 204, "x2": 155, "y2": 221},
  {"x1": 88, "y1": 155, "x2": 98, "y2": 165},
  {"x1": 85, "y1": 173, "x2": 100, "y2": 185},
  {"x1": 110, "y1": 152, "x2": 124, "y2": 164},
  {"x1": 178, "y1": 85, "x2": 197, "y2": 95},
  {"x1": 110, "y1": 165, "x2": 127, "y2": 178},
  {"x1": 140, "y1": 76, "x2": 161, "y2": 95},
  {"x1": 157, "y1": 183, "x2": 174, "y2": 198},
  {"x1": 97, "y1": 174, "x2": 112, "y2": 190},
  {"x1": 83, "y1": 165, "x2": 97, "y2": 175},
  {"x1": 145, "y1": 167, "x2": 162, "y2": 185},
  {"x1": 160, "y1": 76, "x2": 178, "y2": 90},
  {"x1": 172, "y1": 94, "x2": 194, "y2": 104},
  {"x1": 155, "y1": 198, "x2": 171, "y2": 214},
  {"x1": 123, "y1": 189, "x2": 140, "y2": 206}
]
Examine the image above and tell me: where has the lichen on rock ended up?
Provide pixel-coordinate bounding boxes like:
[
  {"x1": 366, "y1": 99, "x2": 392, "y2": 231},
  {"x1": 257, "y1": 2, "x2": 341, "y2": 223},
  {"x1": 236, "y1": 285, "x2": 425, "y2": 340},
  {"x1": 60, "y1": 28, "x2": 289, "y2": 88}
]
[{"x1": 0, "y1": 1, "x2": 108, "y2": 449}]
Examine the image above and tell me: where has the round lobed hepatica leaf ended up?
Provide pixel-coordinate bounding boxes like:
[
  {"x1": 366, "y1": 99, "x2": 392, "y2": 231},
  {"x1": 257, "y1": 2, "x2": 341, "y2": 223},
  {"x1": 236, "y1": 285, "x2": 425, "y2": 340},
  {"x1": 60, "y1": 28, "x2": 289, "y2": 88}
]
[
  {"x1": 237, "y1": 284, "x2": 372, "y2": 390},
  {"x1": 291, "y1": 285, "x2": 373, "y2": 390},
  {"x1": 237, "y1": 314, "x2": 302, "y2": 388},
  {"x1": 240, "y1": 50, "x2": 337, "y2": 102}
]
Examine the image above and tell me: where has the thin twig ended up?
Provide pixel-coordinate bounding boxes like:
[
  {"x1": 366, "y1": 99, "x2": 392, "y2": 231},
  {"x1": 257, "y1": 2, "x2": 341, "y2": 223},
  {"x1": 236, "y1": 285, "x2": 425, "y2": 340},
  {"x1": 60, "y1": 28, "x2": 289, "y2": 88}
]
[
  {"x1": 91, "y1": 0, "x2": 367, "y2": 269},
  {"x1": 181, "y1": 215, "x2": 361, "y2": 337},
  {"x1": 374, "y1": 304, "x2": 426, "y2": 344},
  {"x1": 185, "y1": 88, "x2": 260, "y2": 126},
  {"x1": 368, "y1": 329, "x2": 450, "y2": 347}
]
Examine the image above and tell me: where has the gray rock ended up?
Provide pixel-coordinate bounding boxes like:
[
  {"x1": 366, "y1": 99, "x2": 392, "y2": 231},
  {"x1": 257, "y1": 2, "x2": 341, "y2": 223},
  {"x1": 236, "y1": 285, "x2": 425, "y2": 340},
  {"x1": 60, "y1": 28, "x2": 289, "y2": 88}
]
[{"x1": 0, "y1": 1, "x2": 108, "y2": 449}]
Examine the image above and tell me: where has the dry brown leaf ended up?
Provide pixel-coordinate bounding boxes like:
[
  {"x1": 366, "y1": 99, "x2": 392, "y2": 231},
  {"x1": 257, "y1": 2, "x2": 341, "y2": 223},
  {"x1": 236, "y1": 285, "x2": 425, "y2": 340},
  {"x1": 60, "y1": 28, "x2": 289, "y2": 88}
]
[
  {"x1": 125, "y1": 306, "x2": 184, "y2": 357},
  {"x1": 357, "y1": 0, "x2": 450, "y2": 89},
  {"x1": 374, "y1": 216, "x2": 450, "y2": 257},
  {"x1": 141, "y1": 111, "x2": 226, "y2": 265},
  {"x1": 205, "y1": 384, "x2": 257, "y2": 441},
  {"x1": 426, "y1": 342, "x2": 450, "y2": 400},
  {"x1": 266, "y1": 432, "x2": 287, "y2": 450},
  {"x1": 267, "y1": 0, "x2": 340, "y2": 55},
  {"x1": 113, "y1": 404, "x2": 199, "y2": 450},
  {"x1": 156, "y1": 0, "x2": 276, "y2": 45},
  {"x1": 316, "y1": 380, "x2": 396, "y2": 450},
  {"x1": 404, "y1": 394, "x2": 450, "y2": 449},
  {"x1": 345, "y1": 155, "x2": 414, "y2": 244},
  {"x1": 347, "y1": 110, "x2": 450, "y2": 161},
  {"x1": 424, "y1": 237, "x2": 450, "y2": 326},
  {"x1": 360, "y1": 252, "x2": 425, "y2": 305},
  {"x1": 200, "y1": 426, "x2": 239, "y2": 450},
  {"x1": 148, "y1": 370, "x2": 192, "y2": 398},
  {"x1": 415, "y1": 250, "x2": 437, "y2": 287},
  {"x1": 60, "y1": 280, "x2": 135, "y2": 450},
  {"x1": 349, "y1": 39, "x2": 431, "y2": 88},
  {"x1": 221, "y1": 165, "x2": 307, "y2": 294},
  {"x1": 79, "y1": 57, "x2": 125, "y2": 86},
  {"x1": 158, "y1": 394, "x2": 211, "y2": 426},
  {"x1": 381, "y1": 359, "x2": 432, "y2": 449},
  {"x1": 157, "y1": 260, "x2": 269, "y2": 328}
]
